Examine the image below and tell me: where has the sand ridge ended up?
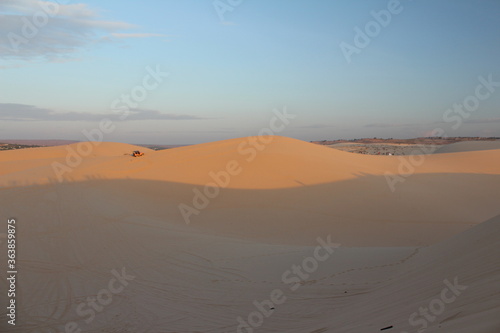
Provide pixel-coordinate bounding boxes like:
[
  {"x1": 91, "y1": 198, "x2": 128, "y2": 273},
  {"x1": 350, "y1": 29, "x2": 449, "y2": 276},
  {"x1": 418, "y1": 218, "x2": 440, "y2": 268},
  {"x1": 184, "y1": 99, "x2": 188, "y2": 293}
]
[{"x1": 1, "y1": 136, "x2": 499, "y2": 189}]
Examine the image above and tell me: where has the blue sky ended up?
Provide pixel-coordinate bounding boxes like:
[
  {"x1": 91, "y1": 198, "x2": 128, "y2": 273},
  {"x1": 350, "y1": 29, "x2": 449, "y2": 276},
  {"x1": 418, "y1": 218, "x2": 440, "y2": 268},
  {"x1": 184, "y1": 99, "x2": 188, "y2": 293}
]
[{"x1": 1, "y1": 0, "x2": 499, "y2": 144}]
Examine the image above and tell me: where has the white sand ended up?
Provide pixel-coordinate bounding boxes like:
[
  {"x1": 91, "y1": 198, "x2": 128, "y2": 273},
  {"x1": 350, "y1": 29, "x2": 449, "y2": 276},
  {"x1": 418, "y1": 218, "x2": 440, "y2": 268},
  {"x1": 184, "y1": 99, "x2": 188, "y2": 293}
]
[{"x1": 0, "y1": 136, "x2": 499, "y2": 332}]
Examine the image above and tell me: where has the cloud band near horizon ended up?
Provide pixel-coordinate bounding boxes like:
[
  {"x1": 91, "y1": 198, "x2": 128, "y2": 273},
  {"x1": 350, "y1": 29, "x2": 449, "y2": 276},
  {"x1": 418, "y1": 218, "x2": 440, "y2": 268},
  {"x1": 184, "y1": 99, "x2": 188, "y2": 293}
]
[{"x1": 0, "y1": 103, "x2": 206, "y2": 121}]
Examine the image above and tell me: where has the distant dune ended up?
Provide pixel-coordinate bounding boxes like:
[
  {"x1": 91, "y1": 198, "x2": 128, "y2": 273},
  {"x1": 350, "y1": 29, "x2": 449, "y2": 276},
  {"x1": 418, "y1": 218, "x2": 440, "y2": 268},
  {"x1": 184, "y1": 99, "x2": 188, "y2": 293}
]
[
  {"x1": 0, "y1": 136, "x2": 499, "y2": 332},
  {"x1": 434, "y1": 140, "x2": 500, "y2": 154}
]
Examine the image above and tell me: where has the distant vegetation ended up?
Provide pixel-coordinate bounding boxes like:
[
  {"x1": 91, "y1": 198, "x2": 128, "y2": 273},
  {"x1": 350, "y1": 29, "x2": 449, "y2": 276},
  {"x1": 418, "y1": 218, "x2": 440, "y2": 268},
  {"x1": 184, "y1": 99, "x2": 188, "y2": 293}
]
[
  {"x1": 137, "y1": 144, "x2": 189, "y2": 151},
  {"x1": 311, "y1": 137, "x2": 500, "y2": 146},
  {"x1": 0, "y1": 143, "x2": 42, "y2": 151}
]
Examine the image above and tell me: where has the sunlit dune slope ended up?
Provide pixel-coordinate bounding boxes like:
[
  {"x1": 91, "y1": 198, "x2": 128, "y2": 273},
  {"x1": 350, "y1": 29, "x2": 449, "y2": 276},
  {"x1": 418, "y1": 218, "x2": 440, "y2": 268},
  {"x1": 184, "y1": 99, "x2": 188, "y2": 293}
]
[
  {"x1": 1, "y1": 136, "x2": 499, "y2": 189},
  {"x1": 0, "y1": 142, "x2": 152, "y2": 185},
  {"x1": 121, "y1": 136, "x2": 500, "y2": 188},
  {"x1": 0, "y1": 141, "x2": 150, "y2": 162}
]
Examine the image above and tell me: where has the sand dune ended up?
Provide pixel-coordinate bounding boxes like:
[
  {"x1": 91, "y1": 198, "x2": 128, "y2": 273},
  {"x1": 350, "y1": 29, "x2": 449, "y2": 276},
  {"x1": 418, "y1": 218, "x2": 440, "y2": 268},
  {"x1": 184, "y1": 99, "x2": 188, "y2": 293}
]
[
  {"x1": 2, "y1": 136, "x2": 499, "y2": 187},
  {"x1": 1, "y1": 136, "x2": 499, "y2": 246},
  {"x1": 0, "y1": 136, "x2": 499, "y2": 332}
]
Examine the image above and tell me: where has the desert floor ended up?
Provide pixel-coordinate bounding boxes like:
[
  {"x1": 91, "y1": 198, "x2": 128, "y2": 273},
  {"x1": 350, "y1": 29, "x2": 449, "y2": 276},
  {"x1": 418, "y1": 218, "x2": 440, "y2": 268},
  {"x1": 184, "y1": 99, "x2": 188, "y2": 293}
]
[{"x1": 0, "y1": 136, "x2": 499, "y2": 332}]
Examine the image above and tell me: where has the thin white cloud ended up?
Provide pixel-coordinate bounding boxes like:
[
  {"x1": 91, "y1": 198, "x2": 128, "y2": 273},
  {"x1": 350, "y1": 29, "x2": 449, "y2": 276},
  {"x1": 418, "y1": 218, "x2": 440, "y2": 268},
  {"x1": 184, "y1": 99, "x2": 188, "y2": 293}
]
[
  {"x1": 0, "y1": 0, "x2": 96, "y2": 18},
  {"x1": 0, "y1": 0, "x2": 161, "y2": 62},
  {"x1": 365, "y1": 123, "x2": 414, "y2": 128},
  {"x1": 111, "y1": 33, "x2": 166, "y2": 39},
  {"x1": 298, "y1": 124, "x2": 336, "y2": 129},
  {"x1": 0, "y1": 104, "x2": 206, "y2": 121},
  {"x1": 464, "y1": 117, "x2": 500, "y2": 124},
  {"x1": 366, "y1": 118, "x2": 500, "y2": 129}
]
